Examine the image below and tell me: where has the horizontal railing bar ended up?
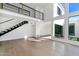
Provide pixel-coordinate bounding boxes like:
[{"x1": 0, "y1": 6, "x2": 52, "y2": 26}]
[
  {"x1": 5, "y1": 3, "x2": 30, "y2": 13},
  {"x1": 20, "y1": 3, "x2": 43, "y2": 13},
  {"x1": 0, "y1": 18, "x2": 14, "y2": 24}
]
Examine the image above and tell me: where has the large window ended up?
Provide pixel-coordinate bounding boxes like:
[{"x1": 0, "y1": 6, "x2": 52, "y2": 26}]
[
  {"x1": 53, "y1": 19, "x2": 64, "y2": 38},
  {"x1": 69, "y1": 16, "x2": 79, "y2": 41},
  {"x1": 53, "y1": 3, "x2": 79, "y2": 41},
  {"x1": 68, "y1": 3, "x2": 79, "y2": 41}
]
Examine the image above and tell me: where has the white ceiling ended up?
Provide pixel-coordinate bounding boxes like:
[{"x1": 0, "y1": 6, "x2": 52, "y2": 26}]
[
  {"x1": 24, "y1": 3, "x2": 53, "y2": 11},
  {"x1": 24, "y1": 3, "x2": 52, "y2": 8}
]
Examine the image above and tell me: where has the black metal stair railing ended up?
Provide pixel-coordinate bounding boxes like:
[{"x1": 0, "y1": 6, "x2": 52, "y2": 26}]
[{"x1": 0, "y1": 21, "x2": 28, "y2": 36}]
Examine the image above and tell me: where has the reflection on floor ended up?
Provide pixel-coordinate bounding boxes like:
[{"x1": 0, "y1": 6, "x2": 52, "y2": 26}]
[
  {"x1": 0, "y1": 37, "x2": 79, "y2": 56},
  {"x1": 41, "y1": 36, "x2": 51, "y2": 39},
  {"x1": 0, "y1": 38, "x2": 54, "y2": 56}
]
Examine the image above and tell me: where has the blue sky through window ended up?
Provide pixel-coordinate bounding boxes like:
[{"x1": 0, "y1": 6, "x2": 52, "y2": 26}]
[
  {"x1": 69, "y1": 3, "x2": 79, "y2": 21},
  {"x1": 69, "y1": 3, "x2": 79, "y2": 12}
]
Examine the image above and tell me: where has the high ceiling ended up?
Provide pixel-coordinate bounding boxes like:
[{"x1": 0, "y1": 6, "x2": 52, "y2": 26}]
[{"x1": 24, "y1": 3, "x2": 53, "y2": 12}]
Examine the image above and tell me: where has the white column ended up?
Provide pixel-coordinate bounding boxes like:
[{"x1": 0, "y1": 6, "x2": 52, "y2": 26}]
[
  {"x1": 32, "y1": 22, "x2": 36, "y2": 37},
  {"x1": 64, "y1": 3, "x2": 69, "y2": 40},
  {"x1": 51, "y1": 4, "x2": 55, "y2": 40},
  {"x1": 63, "y1": 4, "x2": 70, "y2": 56}
]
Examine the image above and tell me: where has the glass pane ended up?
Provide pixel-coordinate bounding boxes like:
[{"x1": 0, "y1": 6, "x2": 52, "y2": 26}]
[
  {"x1": 57, "y1": 6, "x2": 62, "y2": 15},
  {"x1": 53, "y1": 3, "x2": 64, "y2": 17},
  {"x1": 69, "y1": 3, "x2": 79, "y2": 13},
  {"x1": 53, "y1": 19, "x2": 65, "y2": 38},
  {"x1": 69, "y1": 23, "x2": 75, "y2": 36},
  {"x1": 69, "y1": 16, "x2": 79, "y2": 41},
  {"x1": 61, "y1": 3, "x2": 64, "y2": 7}
]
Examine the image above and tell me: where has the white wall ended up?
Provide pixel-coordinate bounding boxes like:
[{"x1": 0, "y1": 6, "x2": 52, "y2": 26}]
[
  {"x1": 36, "y1": 21, "x2": 51, "y2": 37},
  {"x1": 0, "y1": 3, "x2": 53, "y2": 41},
  {"x1": 0, "y1": 9, "x2": 41, "y2": 41},
  {"x1": 0, "y1": 17, "x2": 12, "y2": 23},
  {"x1": 0, "y1": 10, "x2": 52, "y2": 41},
  {"x1": 0, "y1": 23, "x2": 33, "y2": 41},
  {"x1": 0, "y1": 18, "x2": 24, "y2": 31}
]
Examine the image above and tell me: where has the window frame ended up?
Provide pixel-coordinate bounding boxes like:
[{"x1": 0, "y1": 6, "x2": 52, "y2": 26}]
[{"x1": 51, "y1": 3, "x2": 79, "y2": 44}]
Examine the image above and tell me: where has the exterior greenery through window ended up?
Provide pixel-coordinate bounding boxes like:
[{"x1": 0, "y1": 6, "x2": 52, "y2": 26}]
[
  {"x1": 55, "y1": 24, "x2": 63, "y2": 37},
  {"x1": 69, "y1": 23, "x2": 75, "y2": 36}
]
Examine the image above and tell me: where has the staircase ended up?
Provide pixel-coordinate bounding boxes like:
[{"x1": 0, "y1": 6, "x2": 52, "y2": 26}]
[{"x1": 0, "y1": 21, "x2": 28, "y2": 36}]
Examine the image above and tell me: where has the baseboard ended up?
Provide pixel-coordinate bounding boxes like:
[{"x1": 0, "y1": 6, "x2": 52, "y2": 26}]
[{"x1": 35, "y1": 34, "x2": 51, "y2": 38}]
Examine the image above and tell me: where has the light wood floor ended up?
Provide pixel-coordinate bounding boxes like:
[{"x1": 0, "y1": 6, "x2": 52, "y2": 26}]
[{"x1": 0, "y1": 38, "x2": 54, "y2": 56}]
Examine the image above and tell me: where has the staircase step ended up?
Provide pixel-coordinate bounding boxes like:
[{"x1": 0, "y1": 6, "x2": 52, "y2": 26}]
[{"x1": 0, "y1": 21, "x2": 28, "y2": 36}]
